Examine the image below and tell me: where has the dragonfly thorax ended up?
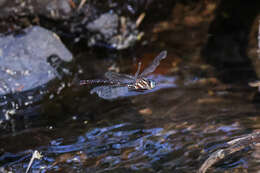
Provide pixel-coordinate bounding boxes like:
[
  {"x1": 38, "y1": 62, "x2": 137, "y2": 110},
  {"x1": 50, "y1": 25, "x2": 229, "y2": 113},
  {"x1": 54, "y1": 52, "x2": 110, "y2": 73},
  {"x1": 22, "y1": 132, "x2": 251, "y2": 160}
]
[{"x1": 128, "y1": 78, "x2": 156, "y2": 90}]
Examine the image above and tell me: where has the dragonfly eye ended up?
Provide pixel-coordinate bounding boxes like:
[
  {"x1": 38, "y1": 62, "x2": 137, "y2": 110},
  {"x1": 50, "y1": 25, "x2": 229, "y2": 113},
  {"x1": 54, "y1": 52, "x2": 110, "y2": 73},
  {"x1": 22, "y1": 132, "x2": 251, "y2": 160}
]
[{"x1": 149, "y1": 80, "x2": 156, "y2": 89}]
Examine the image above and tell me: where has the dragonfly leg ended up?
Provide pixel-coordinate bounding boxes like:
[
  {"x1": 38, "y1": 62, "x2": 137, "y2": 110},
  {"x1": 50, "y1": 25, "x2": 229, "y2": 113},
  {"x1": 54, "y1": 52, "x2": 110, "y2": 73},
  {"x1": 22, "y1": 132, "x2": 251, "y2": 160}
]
[{"x1": 134, "y1": 62, "x2": 142, "y2": 79}]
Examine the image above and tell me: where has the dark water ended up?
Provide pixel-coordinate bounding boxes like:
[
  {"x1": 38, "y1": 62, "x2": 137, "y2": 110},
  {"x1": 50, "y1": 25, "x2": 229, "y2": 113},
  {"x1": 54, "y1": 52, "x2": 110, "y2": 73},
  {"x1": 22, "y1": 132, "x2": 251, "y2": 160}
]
[{"x1": 1, "y1": 48, "x2": 260, "y2": 173}]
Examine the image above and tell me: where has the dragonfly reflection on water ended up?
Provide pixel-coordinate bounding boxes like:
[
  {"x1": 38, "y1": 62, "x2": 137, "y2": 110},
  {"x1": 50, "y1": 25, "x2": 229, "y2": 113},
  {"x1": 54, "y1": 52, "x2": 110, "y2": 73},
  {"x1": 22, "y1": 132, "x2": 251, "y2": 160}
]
[{"x1": 80, "y1": 51, "x2": 167, "y2": 99}]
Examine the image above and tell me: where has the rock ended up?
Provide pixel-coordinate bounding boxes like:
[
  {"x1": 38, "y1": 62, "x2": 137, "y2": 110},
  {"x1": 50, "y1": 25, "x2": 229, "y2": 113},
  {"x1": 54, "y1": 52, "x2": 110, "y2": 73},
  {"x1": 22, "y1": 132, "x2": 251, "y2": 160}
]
[
  {"x1": 87, "y1": 13, "x2": 119, "y2": 39},
  {"x1": 40, "y1": 0, "x2": 72, "y2": 18},
  {"x1": 0, "y1": 26, "x2": 72, "y2": 95},
  {"x1": 86, "y1": 12, "x2": 141, "y2": 50},
  {"x1": 0, "y1": 0, "x2": 72, "y2": 19},
  {"x1": 0, "y1": 0, "x2": 6, "y2": 6},
  {"x1": 0, "y1": 26, "x2": 73, "y2": 123}
]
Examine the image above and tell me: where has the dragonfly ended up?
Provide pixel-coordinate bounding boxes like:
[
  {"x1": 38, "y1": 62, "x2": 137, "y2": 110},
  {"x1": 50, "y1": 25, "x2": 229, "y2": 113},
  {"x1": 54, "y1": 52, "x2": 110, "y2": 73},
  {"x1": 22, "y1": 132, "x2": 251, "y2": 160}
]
[{"x1": 80, "y1": 50, "x2": 167, "y2": 99}]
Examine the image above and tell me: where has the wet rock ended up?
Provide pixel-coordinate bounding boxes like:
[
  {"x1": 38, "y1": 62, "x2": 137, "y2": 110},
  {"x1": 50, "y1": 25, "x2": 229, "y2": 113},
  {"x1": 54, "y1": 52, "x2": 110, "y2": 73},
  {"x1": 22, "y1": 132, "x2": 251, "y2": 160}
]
[
  {"x1": 0, "y1": 26, "x2": 72, "y2": 95},
  {"x1": 0, "y1": 26, "x2": 72, "y2": 122}
]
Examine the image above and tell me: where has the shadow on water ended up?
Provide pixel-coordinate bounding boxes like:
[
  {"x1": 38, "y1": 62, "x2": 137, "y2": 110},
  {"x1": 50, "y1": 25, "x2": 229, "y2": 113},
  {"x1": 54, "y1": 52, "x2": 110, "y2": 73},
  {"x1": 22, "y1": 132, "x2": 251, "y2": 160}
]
[{"x1": 201, "y1": 0, "x2": 260, "y2": 83}]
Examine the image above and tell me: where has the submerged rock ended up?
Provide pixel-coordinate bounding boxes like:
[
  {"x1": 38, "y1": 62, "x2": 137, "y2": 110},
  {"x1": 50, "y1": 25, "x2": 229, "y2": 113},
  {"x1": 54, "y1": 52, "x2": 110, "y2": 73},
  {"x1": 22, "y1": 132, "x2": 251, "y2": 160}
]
[{"x1": 0, "y1": 26, "x2": 73, "y2": 122}]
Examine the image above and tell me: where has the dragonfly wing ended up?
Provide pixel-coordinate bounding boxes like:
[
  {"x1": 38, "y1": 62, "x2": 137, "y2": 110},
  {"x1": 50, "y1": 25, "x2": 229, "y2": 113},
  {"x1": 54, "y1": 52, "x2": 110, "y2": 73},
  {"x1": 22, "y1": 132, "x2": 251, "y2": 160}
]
[
  {"x1": 105, "y1": 71, "x2": 134, "y2": 84},
  {"x1": 134, "y1": 62, "x2": 142, "y2": 79},
  {"x1": 90, "y1": 85, "x2": 129, "y2": 99},
  {"x1": 140, "y1": 50, "x2": 167, "y2": 77}
]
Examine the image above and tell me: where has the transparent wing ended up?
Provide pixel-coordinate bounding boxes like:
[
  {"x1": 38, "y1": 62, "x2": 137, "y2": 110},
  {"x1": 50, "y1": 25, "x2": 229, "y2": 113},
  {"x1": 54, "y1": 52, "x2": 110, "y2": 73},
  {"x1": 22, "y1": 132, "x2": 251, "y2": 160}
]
[
  {"x1": 90, "y1": 85, "x2": 129, "y2": 99},
  {"x1": 105, "y1": 71, "x2": 135, "y2": 84},
  {"x1": 140, "y1": 50, "x2": 167, "y2": 77},
  {"x1": 134, "y1": 62, "x2": 142, "y2": 79}
]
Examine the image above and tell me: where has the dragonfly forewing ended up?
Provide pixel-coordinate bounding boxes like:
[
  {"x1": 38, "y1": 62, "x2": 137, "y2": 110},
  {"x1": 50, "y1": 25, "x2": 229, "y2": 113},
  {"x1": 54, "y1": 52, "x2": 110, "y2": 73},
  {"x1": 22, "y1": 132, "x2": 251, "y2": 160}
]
[
  {"x1": 140, "y1": 50, "x2": 167, "y2": 77},
  {"x1": 105, "y1": 71, "x2": 135, "y2": 84},
  {"x1": 134, "y1": 62, "x2": 142, "y2": 79}
]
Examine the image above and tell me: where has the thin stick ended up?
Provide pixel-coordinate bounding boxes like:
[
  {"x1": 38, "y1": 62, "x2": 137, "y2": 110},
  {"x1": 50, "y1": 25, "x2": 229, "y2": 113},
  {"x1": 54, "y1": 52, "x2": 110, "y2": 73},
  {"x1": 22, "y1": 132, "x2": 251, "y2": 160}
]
[
  {"x1": 136, "y1": 13, "x2": 146, "y2": 28},
  {"x1": 68, "y1": 0, "x2": 76, "y2": 9},
  {"x1": 25, "y1": 150, "x2": 43, "y2": 173},
  {"x1": 77, "y1": 0, "x2": 87, "y2": 11},
  {"x1": 198, "y1": 132, "x2": 260, "y2": 173}
]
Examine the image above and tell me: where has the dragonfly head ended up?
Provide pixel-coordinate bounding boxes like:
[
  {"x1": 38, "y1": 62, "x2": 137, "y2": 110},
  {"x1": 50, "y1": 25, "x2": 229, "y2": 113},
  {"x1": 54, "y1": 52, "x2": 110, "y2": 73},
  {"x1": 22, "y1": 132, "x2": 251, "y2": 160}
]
[{"x1": 148, "y1": 79, "x2": 156, "y2": 89}]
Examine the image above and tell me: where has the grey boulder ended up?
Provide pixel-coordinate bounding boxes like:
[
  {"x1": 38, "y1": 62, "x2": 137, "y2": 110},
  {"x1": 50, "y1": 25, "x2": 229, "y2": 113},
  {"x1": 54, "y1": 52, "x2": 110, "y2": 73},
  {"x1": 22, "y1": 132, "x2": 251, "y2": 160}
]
[{"x1": 0, "y1": 26, "x2": 73, "y2": 95}]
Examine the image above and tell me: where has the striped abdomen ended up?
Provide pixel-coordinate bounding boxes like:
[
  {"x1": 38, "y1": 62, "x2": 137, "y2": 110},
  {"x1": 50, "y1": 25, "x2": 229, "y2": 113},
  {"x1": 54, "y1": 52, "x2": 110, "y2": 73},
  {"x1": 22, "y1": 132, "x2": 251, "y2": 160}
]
[{"x1": 80, "y1": 79, "x2": 121, "y2": 86}]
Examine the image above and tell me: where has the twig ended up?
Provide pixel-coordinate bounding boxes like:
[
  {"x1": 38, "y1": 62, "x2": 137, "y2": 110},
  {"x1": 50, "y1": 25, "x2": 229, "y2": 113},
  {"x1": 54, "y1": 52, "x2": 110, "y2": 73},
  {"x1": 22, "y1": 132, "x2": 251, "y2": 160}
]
[
  {"x1": 136, "y1": 13, "x2": 146, "y2": 28},
  {"x1": 25, "y1": 150, "x2": 43, "y2": 173},
  {"x1": 198, "y1": 132, "x2": 260, "y2": 173},
  {"x1": 77, "y1": 0, "x2": 87, "y2": 11},
  {"x1": 68, "y1": 0, "x2": 76, "y2": 9}
]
